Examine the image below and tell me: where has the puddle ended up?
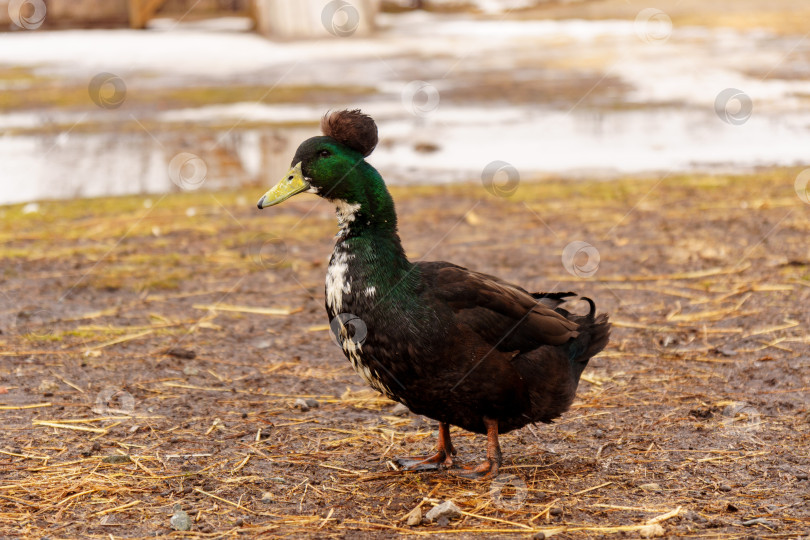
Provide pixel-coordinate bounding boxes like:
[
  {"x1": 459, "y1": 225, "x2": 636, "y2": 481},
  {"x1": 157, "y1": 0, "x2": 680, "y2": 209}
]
[{"x1": 0, "y1": 126, "x2": 314, "y2": 204}]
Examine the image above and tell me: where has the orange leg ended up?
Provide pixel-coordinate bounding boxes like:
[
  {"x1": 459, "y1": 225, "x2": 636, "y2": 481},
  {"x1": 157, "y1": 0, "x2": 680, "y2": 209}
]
[
  {"x1": 461, "y1": 417, "x2": 502, "y2": 479},
  {"x1": 396, "y1": 422, "x2": 456, "y2": 471}
]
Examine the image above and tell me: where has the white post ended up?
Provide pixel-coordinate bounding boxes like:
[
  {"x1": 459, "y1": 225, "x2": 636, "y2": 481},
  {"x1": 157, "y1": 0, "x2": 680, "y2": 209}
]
[{"x1": 253, "y1": 0, "x2": 379, "y2": 39}]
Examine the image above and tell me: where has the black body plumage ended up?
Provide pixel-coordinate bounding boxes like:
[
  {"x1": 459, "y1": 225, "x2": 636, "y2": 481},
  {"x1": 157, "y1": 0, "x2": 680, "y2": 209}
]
[{"x1": 260, "y1": 109, "x2": 611, "y2": 476}]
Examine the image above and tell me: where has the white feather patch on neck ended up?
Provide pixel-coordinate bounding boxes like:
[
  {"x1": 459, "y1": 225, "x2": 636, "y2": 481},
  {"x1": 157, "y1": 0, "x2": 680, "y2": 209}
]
[
  {"x1": 326, "y1": 248, "x2": 352, "y2": 313},
  {"x1": 335, "y1": 200, "x2": 362, "y2": 230}
]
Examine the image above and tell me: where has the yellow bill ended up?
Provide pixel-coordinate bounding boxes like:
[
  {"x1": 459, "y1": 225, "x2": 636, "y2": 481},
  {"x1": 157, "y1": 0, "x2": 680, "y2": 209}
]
[{"x1": 257, "y1": 162, "x2": 310, "y2": 209}]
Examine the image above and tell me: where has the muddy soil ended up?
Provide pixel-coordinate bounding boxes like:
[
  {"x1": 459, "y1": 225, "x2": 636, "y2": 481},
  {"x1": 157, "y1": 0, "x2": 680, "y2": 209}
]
[{"x1": 1, "y1": 170, "x2": 809, "y2": 538}]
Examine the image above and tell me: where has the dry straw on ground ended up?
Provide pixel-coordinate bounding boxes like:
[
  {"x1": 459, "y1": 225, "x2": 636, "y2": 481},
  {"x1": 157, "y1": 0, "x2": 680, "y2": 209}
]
[{"x1": 1, "y1": 170, "x2": 808, "y2": 538}]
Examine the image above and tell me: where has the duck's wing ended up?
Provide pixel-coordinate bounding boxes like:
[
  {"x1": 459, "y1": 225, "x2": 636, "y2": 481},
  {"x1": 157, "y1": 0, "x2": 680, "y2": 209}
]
[{"x1": 417, "y1": 262, "x2": 580, "y2": 351}]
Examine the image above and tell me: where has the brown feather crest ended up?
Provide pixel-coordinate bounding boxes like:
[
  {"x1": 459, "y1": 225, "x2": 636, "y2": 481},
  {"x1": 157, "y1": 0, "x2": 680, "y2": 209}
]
[{"x1": 320, "y1": 109, "x2": 378, "y2": 157}]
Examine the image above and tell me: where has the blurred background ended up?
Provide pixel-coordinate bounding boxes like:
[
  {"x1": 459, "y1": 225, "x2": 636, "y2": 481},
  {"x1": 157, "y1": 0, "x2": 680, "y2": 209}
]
[{"x1": 1, "y1": 0, "x2": 809, "y2": 205}]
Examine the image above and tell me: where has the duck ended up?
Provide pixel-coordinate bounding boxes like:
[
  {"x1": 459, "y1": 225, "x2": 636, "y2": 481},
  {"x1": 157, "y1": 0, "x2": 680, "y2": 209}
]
[{"x1": 257, "y1": 109, "x2": 610, "y2": 478}]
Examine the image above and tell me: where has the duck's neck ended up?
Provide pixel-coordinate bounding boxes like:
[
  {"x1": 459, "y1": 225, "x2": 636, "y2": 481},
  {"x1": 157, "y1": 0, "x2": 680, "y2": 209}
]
[
  {"x1": 332, "y1": 187, "x2": 410, "y2": 272},
  {"x1": 333, "y1": 165, "x2": 399, "y2": 239},
  {"x1": 327, "y1": 179, "x2": 419, "y2": 317}
]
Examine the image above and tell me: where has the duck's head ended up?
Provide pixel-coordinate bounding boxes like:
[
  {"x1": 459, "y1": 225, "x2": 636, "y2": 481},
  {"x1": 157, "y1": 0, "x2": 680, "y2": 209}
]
[{"x1": 257, "y1": 109, "x2": 380, "y2": 210}]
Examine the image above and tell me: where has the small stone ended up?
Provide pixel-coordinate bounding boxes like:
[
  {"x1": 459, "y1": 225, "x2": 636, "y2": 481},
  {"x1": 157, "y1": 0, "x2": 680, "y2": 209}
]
[
  {"x1": 639, "y1": 483, "x2": 661, "y2": 492},
  {"x1": 741, "y1": 517, "x2": 774, "y2": 527},
  {"x1": 304, "y1": 398, "x2": 320, "y2": 409},
  {"x1": 593, "y1": 429, "x2": 605, "y2": 438},
  {"x1": 638, "y1": 523, "x2": 665, "y2": 538},
  {"x1": 391, "y1": 403, "x2": 410, "y2": 416},
  {"x1": 406, "y1": 506, "x2": 422, "y2": 526},
  {"x1": 170, "y1": 508, "x2": 192, "y2": 531},
  {"x1": 425, "y1": 500, "x2": 461, "y2": 522},
  {"x1": 532, "y1": 532, "x2": 546, "y2": 540},
  {"x1": 183, "y1": 366, "x2": 199, "y2": 376},
  {"x1": 102, "y1": 454, "x2": 132, "y2": 464},
  {"x1": 167, "y1": 347, "x2": 196, "y2": 359},
  {"x1": 796, "y1": 472, "x2": 808, "y2": 481},
  {"x1": 38, "y1": 380, "x2": 59, "y2": 394},
  {"x1": 251, "y1": 339, "x2": 272, "y2": 350},
  {"x1": 293, "y1": 398, "x2": 310, "y2": 412},
  {"x1": 719, "y1": 484, "x2": 732, "y2": 492},
  {"x1": 260, "y1": 492, "x2": 273, "y2": 503},
  {"x1": 414, "y1": 142, "x2": 440, "y2": 153},
  {"x1": 234, "y1": 518, "x2": 244, "y2": 527},
  {"x1": 549, "y1": 507, "x2": 563, "y2": 516}
]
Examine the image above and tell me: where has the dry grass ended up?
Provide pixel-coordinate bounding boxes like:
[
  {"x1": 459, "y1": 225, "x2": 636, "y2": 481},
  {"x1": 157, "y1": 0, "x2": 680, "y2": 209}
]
[{"x1": 1, "y1": 170, "x2": 809, "y2": 538}]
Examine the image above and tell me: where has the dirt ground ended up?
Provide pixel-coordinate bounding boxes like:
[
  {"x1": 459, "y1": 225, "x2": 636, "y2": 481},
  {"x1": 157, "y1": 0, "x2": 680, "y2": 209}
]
[{"x1": 1, "y1": 170, "x2": 809, "y2": 538}]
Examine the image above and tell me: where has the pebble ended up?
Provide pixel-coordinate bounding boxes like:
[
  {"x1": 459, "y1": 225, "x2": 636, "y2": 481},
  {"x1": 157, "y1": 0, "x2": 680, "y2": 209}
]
[
  {"x1": 183, "y1": 366, "x2": 199, "y2": 376},
  {"x1": 405, "y1": 506, "x2": 422, "y2": 526},
  {"x1": 796, "y1": 472, "x2": 808, "y2": 481},
  {"x1": 549, "y1": 507, "x2": 563, "y2": 517},
  {"x1": 167, "y1": 347, "x2": 196, "y2": 359},
  {"x1": 38, "y1": 380, "x2": 59, "y2": 394},
  {"x1": 741, "y1": 517, "x2": 774, "y2": 527},
  {"x1": 251, "y1": 339, "x2": 272, "y2": 350},
  {"x1": 719, "y1": 484, "x2": 732, "y2": 492},
  {"x1": 293, "y1": 398, "x2": 311, "y2": 412},
  {"x1": 102, "y1": 454, "x2": 132, "y2": 464},
  {"x1": 391, "y1": 403, "x2": 410, "y2": 416},
  {"x1": 260, "y1": 492, "x2": 273, "y2": 503},
  {"x1": 304, "y1": 398, "x2": 320, "y2": 409},
  {"x1": 638, "y1": 523, "x2": 665, "y2": 538},
  {"x1": 425, "y1": 500, "x2": 461, "y2": 522},
  {"x1": 532, "y1": 532, "x2": 546, "y2": 540},
  {"x1": 170, "y1": 508, "x2": 192, "y2": 531},
  {"x1": 639, "y1": 483, "x2": 661, "y2": 492}
]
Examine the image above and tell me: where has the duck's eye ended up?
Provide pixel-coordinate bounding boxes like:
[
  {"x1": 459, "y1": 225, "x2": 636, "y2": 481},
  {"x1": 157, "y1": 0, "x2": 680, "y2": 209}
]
[{"x1": 319, "y1": 150, "x2": 331, "y2": 158}]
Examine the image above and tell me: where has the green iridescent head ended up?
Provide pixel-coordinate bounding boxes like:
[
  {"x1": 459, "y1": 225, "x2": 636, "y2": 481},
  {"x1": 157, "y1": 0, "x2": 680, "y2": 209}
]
[{"x1": 257, "y1": 109, "x2": 381, "y2": 209}]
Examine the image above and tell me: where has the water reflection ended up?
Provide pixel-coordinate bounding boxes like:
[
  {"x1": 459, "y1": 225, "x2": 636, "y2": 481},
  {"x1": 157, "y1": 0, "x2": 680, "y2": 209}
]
[
  {"x1": 2, "y1": 103, "x2": 809, "y2": 205},
  {"x1": 0, "y1": 126, "x2": 316, "y2": 205}
]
